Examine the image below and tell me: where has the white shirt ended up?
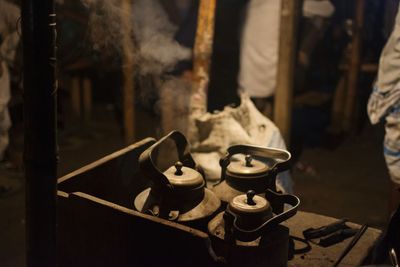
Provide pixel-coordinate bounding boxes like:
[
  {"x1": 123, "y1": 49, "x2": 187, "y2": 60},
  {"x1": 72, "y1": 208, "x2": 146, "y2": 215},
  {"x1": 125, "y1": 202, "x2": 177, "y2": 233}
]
[{"x1": 238, "y1": 0, "x2": 281, "y2": 98}]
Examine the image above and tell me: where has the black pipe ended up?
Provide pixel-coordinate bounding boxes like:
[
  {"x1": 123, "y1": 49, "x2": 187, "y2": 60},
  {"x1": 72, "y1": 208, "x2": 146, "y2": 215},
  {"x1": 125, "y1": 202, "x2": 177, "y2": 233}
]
[{"x1": 22, "y1": 0, "x2": 57, "y2": 266}]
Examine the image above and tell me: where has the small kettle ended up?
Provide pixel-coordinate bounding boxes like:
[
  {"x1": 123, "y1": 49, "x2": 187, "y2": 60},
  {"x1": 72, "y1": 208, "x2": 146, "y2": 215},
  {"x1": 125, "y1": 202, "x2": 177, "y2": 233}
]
[
  {"x1": 134, "y1": 131, "x2": 221, "y2": 222},
  {"x1": 207, "y1": 189, "x2": 300, "y2": 266},
  {"x1": 212, "y1": 144, "x2": 291, "y2": 203},
  {"x1": 208, "y1": 189, "x2": 300, "y2": 242}
]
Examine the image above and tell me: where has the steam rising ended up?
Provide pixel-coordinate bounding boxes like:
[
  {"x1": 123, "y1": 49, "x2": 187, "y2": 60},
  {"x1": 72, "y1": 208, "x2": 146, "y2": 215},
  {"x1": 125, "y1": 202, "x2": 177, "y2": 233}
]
[{"x1": 82, "y1": 0, "x2": 192, "y2": 75}]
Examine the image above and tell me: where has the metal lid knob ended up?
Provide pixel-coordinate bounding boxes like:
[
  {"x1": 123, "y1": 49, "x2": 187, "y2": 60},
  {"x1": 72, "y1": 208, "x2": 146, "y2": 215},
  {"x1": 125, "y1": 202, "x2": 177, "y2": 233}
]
[
  {"x1": 226, "y1": 154, "x2": 269, "y2": 177},
  {"x1": 245, "y1": 155, "x2": 253, "y2": 167},
  {"x1": 174, "y1": 161, "x2": 183, "y2": 176},
  {"x1": 246, "y1": 190, "x2": 256, "y2": 206},
  {"x1": 229, "y1": 190, "x2": 271, "y2": 214},
  {"x1": 164, "y1": 161, "x2": 204, "y2": 188}
]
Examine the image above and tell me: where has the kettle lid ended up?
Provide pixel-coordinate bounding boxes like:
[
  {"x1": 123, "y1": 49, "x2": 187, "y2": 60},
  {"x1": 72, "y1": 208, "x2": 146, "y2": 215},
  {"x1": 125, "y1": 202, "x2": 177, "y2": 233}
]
[
  {"x1": 227, "y1": 155, "x2": 270, "y2": 177},
  {"x1": 163, "y1": 161, "x2": 203, "y2": 188},
  {"x1": 229, "y1": 190, "x2": 271, "y2": 214}
]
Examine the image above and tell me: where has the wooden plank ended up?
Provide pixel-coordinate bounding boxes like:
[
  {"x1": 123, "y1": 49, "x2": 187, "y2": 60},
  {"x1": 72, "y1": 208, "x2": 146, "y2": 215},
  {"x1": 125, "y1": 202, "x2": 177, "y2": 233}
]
[
  {"x1": 287, "y1": 211, "x2": 381, "y2": 266},
  {"x1": 58, "y1": 137, "x2": 155, "y2": 206},
  {"x1": 57, "y1": 191, "x2": 213, "y2": 267},
  {"x1": 58, "y1": 137, "x2": 155, "y2": 184},
  {"x1": 121, "y1": 0, "x2": 135, "y2": 144},
  {"x1": 274, "y1": 0, "x2": 301, "y2": 145},
  {"x1": 343, "y1": 0, "x2": 365, "y2": 131},
  {"x1": 190, "y1": 0, "x2": 217, "y2": 116}
]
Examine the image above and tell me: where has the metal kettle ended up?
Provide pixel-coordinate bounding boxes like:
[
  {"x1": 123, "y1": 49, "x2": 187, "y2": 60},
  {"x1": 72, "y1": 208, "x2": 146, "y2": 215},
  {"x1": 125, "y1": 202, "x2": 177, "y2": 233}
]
[
  {"x1": 209, "y1": 189, "x2": 299, "y2": 242},
  {"x1": 134, "y1": 131, "x2": 221, "y2": 222},
  {"x1": 207, "y1": 189, "x2": 300, "y2": 266},
  {"x1": 212, "y1": 144, "x2": 291, "y2": 203}
]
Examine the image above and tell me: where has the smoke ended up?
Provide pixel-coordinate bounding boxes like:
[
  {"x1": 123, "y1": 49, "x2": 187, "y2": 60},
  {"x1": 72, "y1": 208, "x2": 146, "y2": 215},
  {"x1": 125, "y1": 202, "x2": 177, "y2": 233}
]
[
  {"x1": 81, "y1": 0, "x2": 128, "y2": 58},
  {"x1": 157, "y1": 76, "x2": 191, "y2": 134},
  {"x1": 82, "y1": 0, "x2": 192, "y2": 75}
]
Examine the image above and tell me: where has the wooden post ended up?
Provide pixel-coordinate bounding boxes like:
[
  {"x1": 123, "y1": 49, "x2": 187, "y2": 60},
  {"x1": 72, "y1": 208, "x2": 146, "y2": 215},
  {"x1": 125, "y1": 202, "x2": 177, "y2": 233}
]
[
  {"x1": 71, "y1": 76, "x2": 81, "y2": 119},
  {"x1": 82, "y1": 77, "x2": 92, "y2": 122},
  {"x1": 343, "y1": 0, "x2": 365, "y2": 132},
  {"x1": 121, "y1": 0, "x2": 135, "y2": 144},
  {"x1": 274, "y1": 0, "x2": 301, "y2": 145},
  {"x1": 191, "y1": 0, "x2": 217, "y2": 117},
  {"x1": 22, "y1": 0, "x2": 57, "y2": 266},
  {"x1": 329, "y1": 76, "x2": 347, "y2": 133}
]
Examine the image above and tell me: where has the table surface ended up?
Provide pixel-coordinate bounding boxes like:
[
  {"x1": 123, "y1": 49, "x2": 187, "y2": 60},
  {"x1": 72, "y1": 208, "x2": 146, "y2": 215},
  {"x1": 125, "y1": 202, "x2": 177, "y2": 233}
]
[{"x1": 285, "y1": 211, "x2": 382, "y2": 267}]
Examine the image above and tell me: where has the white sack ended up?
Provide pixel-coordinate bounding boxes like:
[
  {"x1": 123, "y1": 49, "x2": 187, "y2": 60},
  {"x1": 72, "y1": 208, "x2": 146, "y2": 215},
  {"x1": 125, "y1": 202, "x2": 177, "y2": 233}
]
[{"x1": 192, "y1": 93, "x2": 293, "y2": 194}]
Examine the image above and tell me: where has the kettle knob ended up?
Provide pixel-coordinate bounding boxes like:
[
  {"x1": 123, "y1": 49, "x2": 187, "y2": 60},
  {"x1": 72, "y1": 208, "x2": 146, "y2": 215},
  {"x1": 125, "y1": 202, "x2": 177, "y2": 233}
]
[
  {"x1": 246, "y1": 190, "x2": 256, "y2": 206},
  {"x1": 174, "y1": 161, "x2": 183, "y2": 176},
  {"x1": 245, "y1": 155, "x2": 253, "y2": 167}
]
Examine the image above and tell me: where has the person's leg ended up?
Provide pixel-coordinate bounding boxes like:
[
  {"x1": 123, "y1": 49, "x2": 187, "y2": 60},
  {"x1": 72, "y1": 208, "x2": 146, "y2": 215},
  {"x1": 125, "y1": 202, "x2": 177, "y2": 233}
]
[
  {"x1": 384, "y1": 112, "x2": 400, "y2": 216},
  {"x1": 389, "y1": 181, "x2": 400, "y2": 216}
]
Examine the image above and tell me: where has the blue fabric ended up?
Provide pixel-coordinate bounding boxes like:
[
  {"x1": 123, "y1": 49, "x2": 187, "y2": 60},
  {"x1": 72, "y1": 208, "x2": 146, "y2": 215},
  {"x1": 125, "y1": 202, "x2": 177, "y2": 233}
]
[{"x1": 384, "y1": 145, "x2": 400, "y2": 157}]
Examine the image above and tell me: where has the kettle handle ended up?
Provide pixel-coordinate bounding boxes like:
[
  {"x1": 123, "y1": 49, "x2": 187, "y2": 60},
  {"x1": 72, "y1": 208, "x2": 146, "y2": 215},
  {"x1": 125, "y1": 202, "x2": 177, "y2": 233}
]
[
  {"x1": 225, "y1": 189, "x2": 300, "y2": 242},
  {"x1": 139, "y1": 131, "x2": 196, "y2": 188},
  {"x1": 219, "y1": 144, "x2": 292, "y2": 182}
]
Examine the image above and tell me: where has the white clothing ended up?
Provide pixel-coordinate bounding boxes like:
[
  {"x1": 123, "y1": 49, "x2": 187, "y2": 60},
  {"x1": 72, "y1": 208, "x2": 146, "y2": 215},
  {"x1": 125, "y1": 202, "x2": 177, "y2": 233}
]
[
  {"x1": 238, "y1": 0, "x2": 281, "y2": 98},
  {"x1": 368, "y1": 5, "x2": 400, "y2": 184},
  {"x1": 303, "y1": 0, "x2": 335, "y2": 18}
]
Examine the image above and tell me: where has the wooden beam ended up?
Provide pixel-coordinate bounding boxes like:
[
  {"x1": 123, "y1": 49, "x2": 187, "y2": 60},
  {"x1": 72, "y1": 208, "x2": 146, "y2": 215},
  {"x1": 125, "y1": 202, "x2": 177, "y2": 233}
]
[
  {"x1": 274, "y1": 0, "x2": 301, "y2": 145},
  {"x1": 82, "y1": 77, "x2": 92, "y2": 122},
  {"x1": 343, "y1": 0, "x2": 365, "y2": 131},
  {"x1": 71, "y1": 76, "x2": 81, "y2": 119},
  {"x1": 22, "y1": 0, "x2": 57, "y2": 266},
  {"x1": 190, "y1": 0, "x2": 217, "y2": 117},
  {"x1": 121, "y1": 0, "x2": 135, "y2": 144},
  {"x1": 329, "y1": 76, "x2": 347, "y2": 133}
]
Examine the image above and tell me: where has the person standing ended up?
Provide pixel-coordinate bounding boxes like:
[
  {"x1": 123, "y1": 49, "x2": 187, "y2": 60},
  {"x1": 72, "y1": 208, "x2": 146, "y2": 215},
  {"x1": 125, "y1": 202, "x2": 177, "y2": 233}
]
[
  {"x1": 0, "y1": 0, "x2": 20, "y2": 196},
  {"x1": 238, "y1": 0, "x2": 281, "y2": 115},
  {"x1": 238, "y1": 0, "x2": 334, "y2": 114},
  {"x1": 368, "y1": 4, "x2": 400, "y2": 214}
]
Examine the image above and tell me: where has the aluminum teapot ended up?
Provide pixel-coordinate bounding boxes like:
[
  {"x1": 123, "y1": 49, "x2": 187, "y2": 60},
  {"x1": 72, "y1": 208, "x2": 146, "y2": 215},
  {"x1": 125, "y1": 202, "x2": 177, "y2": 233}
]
[
  {"x1": 212, "y1": 144, "x2": 291, "y2": 203},
  {"x1": 134, "y1": 131, "x2": 221, "y2": 222},
  {"x1": 209, "y1": 189, "x2": 299, "y2": 242},
  {"x1": 207, "y1": 189, "x2": 300, "y2": 266}
]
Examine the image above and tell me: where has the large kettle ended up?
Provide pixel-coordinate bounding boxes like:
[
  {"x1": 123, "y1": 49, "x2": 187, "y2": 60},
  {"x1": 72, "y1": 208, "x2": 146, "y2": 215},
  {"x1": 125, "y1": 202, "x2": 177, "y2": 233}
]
[
  {"x1": 212, "y1": 144, "x2": 291, "y2": 203},
  {"x1": 134, "y1": 131, "x2": 221, "y2": 222}
]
